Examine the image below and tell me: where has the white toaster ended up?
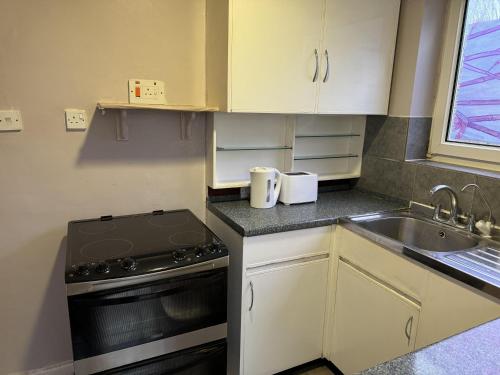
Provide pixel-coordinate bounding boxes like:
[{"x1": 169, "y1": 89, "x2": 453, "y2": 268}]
[{"x1": 278, "y1": 172, "x2": 318, "y2": 205}]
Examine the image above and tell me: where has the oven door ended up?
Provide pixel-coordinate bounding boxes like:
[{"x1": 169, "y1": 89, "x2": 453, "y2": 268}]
[{"x1": 68, "y1": 265, "x2": 227, "y2": 374}]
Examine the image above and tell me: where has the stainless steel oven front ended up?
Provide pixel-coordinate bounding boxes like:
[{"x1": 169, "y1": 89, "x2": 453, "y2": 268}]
[{"x1": 66, "y1": 257, "x2": 228, "y2": 375}]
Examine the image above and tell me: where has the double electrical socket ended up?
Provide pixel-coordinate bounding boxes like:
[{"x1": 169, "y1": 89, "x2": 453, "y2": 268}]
[
  {"x1": 65, "y1": 109, "x2": 88, "y2": 130},
  {"x1": 128, "y1": 79, "x2": 166, "y2": 105},
  {"x1": 0, "y1": 110, "x2": 23, "y2": 131}
]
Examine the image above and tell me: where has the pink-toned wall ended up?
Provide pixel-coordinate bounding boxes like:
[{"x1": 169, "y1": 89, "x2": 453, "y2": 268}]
[{"x1": 0, "y1": 1, "x2": 206, "y2": 373}]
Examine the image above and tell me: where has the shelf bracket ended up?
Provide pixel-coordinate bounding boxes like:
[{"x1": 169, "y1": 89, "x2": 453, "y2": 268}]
[
  {"x1": 180, "y1": 112, "x2": 197, "y2": 140},
  {"x1": 115, "y1": 109, "x2": 128, "y2": 141}
]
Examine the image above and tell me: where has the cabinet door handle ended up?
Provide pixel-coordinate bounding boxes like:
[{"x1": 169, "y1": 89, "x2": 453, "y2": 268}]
[
  {"x1": 404, "y1": 316, "x2": 413, "y2": 346},
  {"x1": 249, "y1": 281, "x2": 254, "y2": 311},
  {"x1": 323, "y1": 49, "x2": 330, "y2": 83},
  {"x1": 313, "y1": 49, "x2": 319, "y2": 82}
]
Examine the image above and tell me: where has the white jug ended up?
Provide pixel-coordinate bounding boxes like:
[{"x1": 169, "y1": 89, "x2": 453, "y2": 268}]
[{"x1": 249, "y1": 167, "x2": 282, "y2": 209}]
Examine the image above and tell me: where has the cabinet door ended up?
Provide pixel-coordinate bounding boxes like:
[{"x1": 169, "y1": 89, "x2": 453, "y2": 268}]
[
  {"x1": 243, "y1": 259, "x2": 329, "y2": 374},
  {"x1": 317, "y1": 0, "x2": 400, "y2": 114},
  {"x1": 230, "y1": 0, "x2": 324, "y2": 113},
  {"x1": 416, "y1": 272, "x2": 500, "y2": 349},
  {"x1": 331, "y1": 260, "x2": 420, "y2": 375}
]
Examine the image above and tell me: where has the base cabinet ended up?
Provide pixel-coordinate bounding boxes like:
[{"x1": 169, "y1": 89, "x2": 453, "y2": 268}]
[
  {"x1": 329, "y1": 228, "x2": 500, "y2": 374},
  {"x1": 331, "y1": 260, "x2": 420, "y2": 375},
  {"x1": 415, "y1": 272, "x2": 500, "y2": 349},
  {"x1": 243, "y1": 259, "x2": 329, "y2": 374}
]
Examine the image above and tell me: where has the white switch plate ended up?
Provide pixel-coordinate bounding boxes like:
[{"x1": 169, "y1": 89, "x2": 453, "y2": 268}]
[
  {"x1": 128, "y1": 79, "x2": 167, "y2": 105},
  {"x1": 0, "y1": 110, "x2": 23, "y2": 131},
  {"x1": 65, "y1": 109, "x2": 88, "y2": 130}
]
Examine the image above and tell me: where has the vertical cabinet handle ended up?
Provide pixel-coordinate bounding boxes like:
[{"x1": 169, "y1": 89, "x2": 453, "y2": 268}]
[
  {"x1": 312, "y1": 49, "x2": 319, "y2": 82},
  {"x1": 404, "y1": 316, "x2": 413, "y2": 346},
  {"x1": 249, "y1": 281, "x2": 254, "y2": 311},
  {"x1": 323, "y1": 49, "x2": 330, "y2": 83}
]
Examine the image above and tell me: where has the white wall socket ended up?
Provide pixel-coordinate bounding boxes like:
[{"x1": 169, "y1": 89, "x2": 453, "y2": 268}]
[
  {"x1": 65, "y1": 109, "x2": 88, "y2": 130},
  {"x1": 0, "y1": 110, "x2": 23, "y2": 131},
  {"x1": 128, "y1": 79, "x2": 166, "y2": 105}
]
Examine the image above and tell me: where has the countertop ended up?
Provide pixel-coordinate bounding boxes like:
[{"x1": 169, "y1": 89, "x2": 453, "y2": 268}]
[
  {"x1": 207, "y1": 189, "x2": 408, "y2": 236},
  {"x1": 360, "y1": 318, "x2": 500, "y2": 375}
]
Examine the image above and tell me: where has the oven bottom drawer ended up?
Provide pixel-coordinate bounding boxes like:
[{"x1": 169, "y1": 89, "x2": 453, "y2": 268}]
[
  {"x1": 74, "y1": 323, "x2": 227, "y2": 374},
  {"x1": 95, "y1": 339, "x2": 226, "y2": 375}
]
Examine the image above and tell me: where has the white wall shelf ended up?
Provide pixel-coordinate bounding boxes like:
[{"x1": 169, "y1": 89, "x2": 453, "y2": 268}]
[
  {"x1": 294, "y1": 154, "x2": 359, "y2": 160},
  {"x1": 217, "y1": 146, "x2": 292, "y2": 151},
  {"x1": 295, "y1": 134, "x2": 361, "y2": 138},
  {"x1": 207, "y1": 114, "x2": 366, "y2": 188},
  {"x1": 96, "y1": 102, "x2": 219, "y2": 141}
]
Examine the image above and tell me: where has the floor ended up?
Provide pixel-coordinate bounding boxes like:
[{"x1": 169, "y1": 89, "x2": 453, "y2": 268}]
[{"x1": 298, "y1": 366, "x2": 335, "y2": 375}]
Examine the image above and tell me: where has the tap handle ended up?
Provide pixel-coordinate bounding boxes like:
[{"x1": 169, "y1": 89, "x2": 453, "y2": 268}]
[
  {"x1": 466, "y1": 213, "x2": 476, "y2": 233},
  {"x1": 433, "y1": 204, "x2": 442, "y2": 221}
]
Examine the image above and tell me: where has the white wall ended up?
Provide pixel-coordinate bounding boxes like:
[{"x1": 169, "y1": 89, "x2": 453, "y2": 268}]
[
  {"x1": 0, "y1": 1, "x2": 206, "y2": 373},
  {"x1": 389, "y1": 0, "x2": 448, "y2": 117}
]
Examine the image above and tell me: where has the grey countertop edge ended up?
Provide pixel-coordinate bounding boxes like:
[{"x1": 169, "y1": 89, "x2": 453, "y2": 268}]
[
  {"x1": 206, "y1": 190, "x2": 408, "y2": 237},
  {"x1": 359, "y1": 317, "x2": 500, "y2": 375},
  {"x1": 206, "y1": 204, "x2": 339, "y2": 236}
]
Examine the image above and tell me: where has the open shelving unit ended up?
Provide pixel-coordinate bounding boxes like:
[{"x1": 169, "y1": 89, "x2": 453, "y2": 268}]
[
  {"x1": 96, "y1": 101, "x2": 219, "y2": 141},
  {"x1": 206, "y1": 113, "x2": 294, "y2": 188},
  {"x1": 207, "y1": 113, "x2": 365, "y2": 188},
  {"x1": 292, "y1": 115, "x2": 365, "y2": 181}
]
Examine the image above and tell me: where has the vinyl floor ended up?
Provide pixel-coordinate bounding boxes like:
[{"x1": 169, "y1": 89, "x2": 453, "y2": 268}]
[{"x1": 298, "y1": 366, "x2": 335, "y2": 375}]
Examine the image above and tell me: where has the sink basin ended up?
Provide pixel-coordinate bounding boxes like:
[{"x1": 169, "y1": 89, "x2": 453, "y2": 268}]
[{"x1": 353, "y1": 216, "x2": 479, "y2": 252}]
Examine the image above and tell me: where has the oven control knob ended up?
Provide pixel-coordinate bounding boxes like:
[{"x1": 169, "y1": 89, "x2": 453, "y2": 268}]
[
  {"x1": 173, "y1": 250, "x2": 187, "y2": 262},
  {"x1": 195, "y1": 247, "x2": 204, "y2": 258},
  {"x1": 76, "y1": 263, "x2": 91, "y2": 276},
  {"x1": 120, "y1": 257, "x2": 137, "y2": 271},
  {"x1": 211, "y1": 243, "x2": 224, "y2": 253},
  {"x1": 95, "y1": 262, "x2": 110, "y2": 274}
]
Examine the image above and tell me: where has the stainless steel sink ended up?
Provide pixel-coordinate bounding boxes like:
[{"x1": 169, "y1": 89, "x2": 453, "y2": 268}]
[
  {"x1": 353, "y1": 216, "x2": 479, "y2": 252},
  {"x1": 345, "y1": 209, "x2": 500, "y2": 293}
]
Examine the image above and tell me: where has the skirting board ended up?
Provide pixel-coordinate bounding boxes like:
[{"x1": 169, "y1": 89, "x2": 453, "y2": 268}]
[{"x1": 9, "y1": 361, "x2": 74, "y2": 375}]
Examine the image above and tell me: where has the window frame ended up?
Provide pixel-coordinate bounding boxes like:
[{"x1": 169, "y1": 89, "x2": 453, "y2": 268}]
[{"x1": 429, "y1": 0, "x2": 500, "y2": 165}]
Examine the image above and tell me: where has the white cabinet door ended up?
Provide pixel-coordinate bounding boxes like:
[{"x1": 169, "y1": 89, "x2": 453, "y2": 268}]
[
  {"x1": 230, "y1": 0, "x2": 324, "y2": 113},
  {"x1": 317, "y1": 0, "x2": 400, "y2": 114},
  {"x1": 416, "y1": 272, "x2": 500, "y2": 349},
  {"x1": 331, "y1": 260, "x2": 420, "y2": 375},
  {"x1": 243, "y1": 259, "x2": 329, "y2": 375}
]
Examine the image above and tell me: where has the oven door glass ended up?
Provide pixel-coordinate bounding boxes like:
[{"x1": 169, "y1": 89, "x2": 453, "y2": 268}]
[
  {"x1": 96, "y1": 339, "x2": 226, "y2": 375},
  {"x1": 68, "y1": 268, "x2": 227, "y2": 360}
]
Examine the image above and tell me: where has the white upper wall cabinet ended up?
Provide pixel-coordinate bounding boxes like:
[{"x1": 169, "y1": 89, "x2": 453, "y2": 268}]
[
  {"x1": 231, "y1": 0, "x2": 324, "y2": 113},
  {"x1": 206, "y1": 0, "x2": 400, "y2": 115},
  {"x1": 318, "y1": 0, "x2": 401, "y2": 114}
]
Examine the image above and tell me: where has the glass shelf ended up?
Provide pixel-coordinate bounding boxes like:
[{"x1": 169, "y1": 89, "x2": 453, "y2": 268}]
[
  {"x1": 217, "y1": 146, "x2": 292, "y2": 151},
  {"x1": 294, "y1": 153, "x2": 359, "y2": 160},
  {"x1": 295, "y1": 134, "x2": 361, "y2": 138}
]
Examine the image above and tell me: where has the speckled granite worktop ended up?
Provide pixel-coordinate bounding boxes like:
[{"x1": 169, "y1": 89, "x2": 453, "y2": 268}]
[
  {"x1": 206, "y1": 189, "x2": 407, "y2": 236},
  {"x1": 360, "y1": 318, "x2": 500, "y2": 375}
]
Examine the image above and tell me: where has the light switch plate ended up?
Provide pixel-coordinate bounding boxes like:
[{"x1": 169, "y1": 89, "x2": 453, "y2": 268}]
[
  {"x1": 128, "y1": 79, "x2": 166, "y2": 105},
  {"x1": 0, "y1": 110, "x2": 23, "y2": 131},
  {"x1": 65, "y1": 109, "x2": 88, "y2": 130}
]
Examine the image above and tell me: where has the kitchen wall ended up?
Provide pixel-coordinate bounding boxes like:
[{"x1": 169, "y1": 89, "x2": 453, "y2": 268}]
[
  {"x1": 0, "y1": 1, "x2": 206, "y2": 374},
  {"x1": 358, "y1": 116, "x2": 500, "y2": 221},
  {"x1": 388, "y1": 0, "x2": 447, "y2": 117}
]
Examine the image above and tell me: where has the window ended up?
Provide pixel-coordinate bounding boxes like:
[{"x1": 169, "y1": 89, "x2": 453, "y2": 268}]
[{"x1": 430, "y1": 0, "x2": 500, "y2": 164}]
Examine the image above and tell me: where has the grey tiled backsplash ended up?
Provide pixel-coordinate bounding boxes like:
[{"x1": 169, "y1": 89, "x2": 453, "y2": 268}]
[
  {"x1": 412, "y1": 163, "x2": 475, "y2": 213},
  {"x1": 357, "y1": 116, "x2": 500, "y2": 221},
  {"x1": 363, "y1": 116, "x2": 409, "y2": 161},
  {"x1": 474, "y1": 176, "x2": 500, "y2": 222},
  {"x1": 406, "y1": 118, "x2": 432, "y2": 160},
  {"x1": 358, "y1": 156, "x2": 416, "y2": 201}
]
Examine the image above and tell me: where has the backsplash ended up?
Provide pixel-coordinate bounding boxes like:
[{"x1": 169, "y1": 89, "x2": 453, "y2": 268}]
[{"x1": 357, "y1": 116, "x2": 500, "y2": 221}]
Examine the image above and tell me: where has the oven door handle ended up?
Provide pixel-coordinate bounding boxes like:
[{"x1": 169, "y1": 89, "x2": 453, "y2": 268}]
[
  {"x1": 71, "y1": 271, "x2": 225, "y2": 306},
  {"x1": 67, "y1": 256, "x2": 229, "y2": 296}
]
